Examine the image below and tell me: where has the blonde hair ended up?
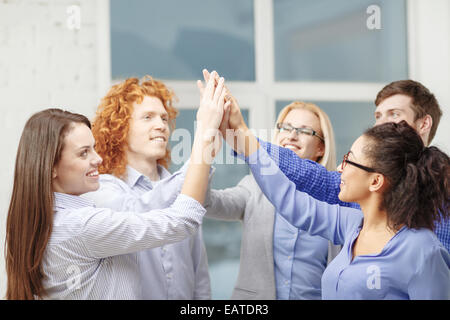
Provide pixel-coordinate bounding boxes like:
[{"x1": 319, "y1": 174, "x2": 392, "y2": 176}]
[{"x1": 273, "y1": 101, "x2": 337, "y2": 171}]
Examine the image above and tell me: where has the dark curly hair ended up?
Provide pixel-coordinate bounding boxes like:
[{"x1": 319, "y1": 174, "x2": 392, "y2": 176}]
[{"x1": 363, "y1": 121, "x2": 449, "y2": 231}]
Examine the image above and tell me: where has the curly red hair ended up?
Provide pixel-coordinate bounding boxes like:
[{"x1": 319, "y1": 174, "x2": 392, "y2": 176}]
[{"x1": 92, "y1": 76, "x2": 178, "y2": 178}]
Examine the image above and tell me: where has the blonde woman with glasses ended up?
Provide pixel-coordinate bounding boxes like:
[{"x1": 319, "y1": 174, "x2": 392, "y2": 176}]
[{"x1": 204, "y1": 95, "x2": 341, "y2": 299}]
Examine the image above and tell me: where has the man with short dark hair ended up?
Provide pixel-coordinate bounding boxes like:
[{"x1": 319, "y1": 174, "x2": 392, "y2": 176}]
[{"x1": 374, "y1": 80, "x2": 442, "y2": 147}]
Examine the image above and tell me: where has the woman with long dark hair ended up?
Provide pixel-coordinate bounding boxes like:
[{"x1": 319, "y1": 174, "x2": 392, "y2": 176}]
[
  {"x1": 226, "y1": 111, "x2": 449, "y2": 298},
  {"x1": 5, "y1": 74, "x2": 229, "y2": 299}
]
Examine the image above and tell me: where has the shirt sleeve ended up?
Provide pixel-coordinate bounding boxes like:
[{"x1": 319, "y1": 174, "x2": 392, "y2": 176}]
[
  {"x1": 191, "y1": 226, "x2": 212, "y2": 300},
  {"x1": 78, "y1": 194, "x2": 206, "y2": 259},
  {"x1": 257, "y1": 139, "x2": 359, "y2": 209},
  {"x1": 245, "y1": 146, "x2": 363, "y2": 245},
  {"x1": 204, "y1": 175, "x2": 253, "y2": 221},
  {"x1": 408, "y1": 245, "x2": 450, "y2": 299},
  {"x1": 85, "y1": 167, "x2": 187, "y2": 213}
]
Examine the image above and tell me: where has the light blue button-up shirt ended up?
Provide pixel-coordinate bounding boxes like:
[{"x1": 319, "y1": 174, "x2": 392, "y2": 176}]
[
  {"x1": 246, "y1": 147, "x2": 450, "y2": 300},
  {"x1": 83, "y1": 164, "x2": 211, "y2": 300},
  {"x1": 273, "y1": 213, "x2": 329, "y2": 300}
]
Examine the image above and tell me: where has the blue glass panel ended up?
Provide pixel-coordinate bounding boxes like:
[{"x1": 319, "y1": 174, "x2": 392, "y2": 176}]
[
  {"x1": 111, "y1": 0, "x2": 255, "y2": 81},
  {"x1": 274, "y1": 0, "x2": 408, "y2": 82}
]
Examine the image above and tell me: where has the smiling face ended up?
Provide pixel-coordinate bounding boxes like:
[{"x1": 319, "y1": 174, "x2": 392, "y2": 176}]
[
  {"x1": 338, "y1": 135, "x2": 378, "y2": 203},
  {"x1": 52, "y1": 123, "x2": 103, "y2": 196},
  {"x1": 275, "y1": 108, "x2": 324, "y2": 161},
  {"x1": 126, "y1": 95, "x2": 170, "y2": 166}
]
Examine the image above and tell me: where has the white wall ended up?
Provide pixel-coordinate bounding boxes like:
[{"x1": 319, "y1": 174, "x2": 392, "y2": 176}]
[
  {"x1": 407, "y1": 0, "x2": 450, "y2": 152},
  {"x1": 0, "y1": 0, "x2": 110, "y2": 298}
]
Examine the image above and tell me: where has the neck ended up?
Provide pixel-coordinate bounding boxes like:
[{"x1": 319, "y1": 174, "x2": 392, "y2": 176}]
[
  {"x1": 358, "y1": 196, "x2": 392, "y2": 233},
  {"x1": 421, "y1": 134, "x2": 430, "y2": 147},
  {"x1": 126, "y1": 154, "x2": 160, "y2": 181}
]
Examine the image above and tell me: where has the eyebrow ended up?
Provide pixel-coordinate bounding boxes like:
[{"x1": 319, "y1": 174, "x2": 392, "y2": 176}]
[
  {"x1": 77, "y1": 144, "x2": 95, "y2": 150},
  {"x1": 143, "y1": 111, "x2": 169, "y2": 117},
  {"x1": 285, "y1": 122, "x2": 315, "y2": 130},
  {"x1": 376, "y1": 108, "x2": 404, "y2": 114}
]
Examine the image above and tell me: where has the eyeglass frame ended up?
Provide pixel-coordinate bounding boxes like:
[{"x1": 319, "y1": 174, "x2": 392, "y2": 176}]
[
  {"x1": 276, "y1": 122, "x2": 324, "y2": 141},
  {"x1": 341, "y1": 151, "x2": 376, "y2": 173}
]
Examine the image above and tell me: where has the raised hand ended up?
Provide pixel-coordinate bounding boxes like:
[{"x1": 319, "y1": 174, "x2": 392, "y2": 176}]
[
  {"x1": 199, "y1": 69, "x2": 254, "y2": 155},
  {"x1": 195, "y1": 71, "x2": 231, "y2": 163},
  {"x1": 196, "y1": 71, "x2": 227, "y2": 131},
  {"x1": 199, "y1": 69, "x2": 248, "y2": 134}
]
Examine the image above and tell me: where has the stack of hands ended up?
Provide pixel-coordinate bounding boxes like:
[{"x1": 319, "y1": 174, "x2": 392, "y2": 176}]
[{"x1": 195, "y1": 69, "x2": 259, "y2": 161}]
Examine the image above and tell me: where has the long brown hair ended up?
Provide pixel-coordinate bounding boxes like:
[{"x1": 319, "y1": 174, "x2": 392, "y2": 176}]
[{"x1": 5, "y1": 108, "x2": 91, "y2": 299}]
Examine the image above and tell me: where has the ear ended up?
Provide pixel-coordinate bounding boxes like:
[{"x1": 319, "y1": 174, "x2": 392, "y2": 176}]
[
  {"x1": 416, "y1": 114, "x2": 432, "y2": 137},
  {"x1": 369, "y1": 173, "x2": 385, "y2": 192},
  {"x1": 52, "y1": 168, "x2": 58, "y2": 179},
  {"x1": 315, "y1": 142, "x2": 325, "y2": 159}
]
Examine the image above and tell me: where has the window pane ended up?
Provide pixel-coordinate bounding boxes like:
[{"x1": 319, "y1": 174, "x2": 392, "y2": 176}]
[
  {"x1": 274, "y1": 0, "x2": 408, "y2": 82},
  {"x1": 276, "y1": 100, "x2": 375, "y2": 162},
  {"x1": 111, "y1": 0, "x2": 255, "y2": 81},
  {"x1": 169, "y1": 108, "x2": 249, "y2": 299}
]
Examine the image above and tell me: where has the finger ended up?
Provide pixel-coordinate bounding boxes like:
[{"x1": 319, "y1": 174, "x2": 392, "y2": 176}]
[
  {"x1": 205, "y1": 69, "x2": 220, "y2": 88},
  {"x1": 217, "y1": 86, "x2": 227, "y2": 110},
  {"x1": 204, "y1": 71, "x2": 216, "y2": 100},
  {"x1": 213, "y1": 77, "x2": 225, "y2": 104},
  {"x1": 202, "y1": 69, "x2": 210, "y2": 83},
  {"x1": 197, "y1": 80, "x2": 205, "y2": 96},
  {"x1": 219, "y1": 101, "x2": 231, "y2": 134}
]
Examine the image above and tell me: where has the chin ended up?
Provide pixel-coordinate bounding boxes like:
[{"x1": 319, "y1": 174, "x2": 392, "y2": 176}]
[{"x1": 338, "y1": 191, "x2": 349, "y2": 203}]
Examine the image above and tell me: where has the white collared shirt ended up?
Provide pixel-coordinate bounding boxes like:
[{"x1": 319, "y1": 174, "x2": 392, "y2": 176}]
[
  {"x1": 41, "y1": 191, "x2": 205, "y2": 299},
  {"x1": 82, "y1": 163, "x2": 212, "y2": 299}
]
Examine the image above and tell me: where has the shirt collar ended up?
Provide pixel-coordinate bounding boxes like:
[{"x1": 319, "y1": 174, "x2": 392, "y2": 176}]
[
  {"x1": 125, "y1": 165, "x2": 171, "y2": 189},
  {"x1": 54, "y1": 192, "x2": 95, "y2": 211}
]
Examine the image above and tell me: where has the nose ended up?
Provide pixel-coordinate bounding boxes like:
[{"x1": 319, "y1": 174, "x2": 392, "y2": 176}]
[
  {"x1": 92, "y1": 151, "x2": 103, "y2": 166},
  {"x1": 154, "y1": 116, "x2": 168, "y2": 132},
  {"x1": 288, "y1": 129, "x2": 298, "y2": 140}
]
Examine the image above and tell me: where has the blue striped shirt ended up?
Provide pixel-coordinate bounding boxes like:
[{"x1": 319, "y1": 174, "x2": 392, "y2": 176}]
[
  {"x1": 41, "y1": 192, "x2": 205, "y2": 299},
  {"x1": 83, "y1": 164, "x2": 211, "y2": 299}
]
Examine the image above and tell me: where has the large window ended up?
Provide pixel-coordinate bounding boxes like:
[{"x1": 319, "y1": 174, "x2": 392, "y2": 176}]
[
  {"x1": 274, "y1": 0, "x2": 408, "y2": 82},
  {"x1": 110, "y1": 0, "x2": 408, "y2": 299},
  {"x1": 111, "y1": 0, "x2": 255, "y2": 81}
]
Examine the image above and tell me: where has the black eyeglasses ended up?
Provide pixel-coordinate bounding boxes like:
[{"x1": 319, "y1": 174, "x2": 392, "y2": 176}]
[
  {"x1": 341, "y1": 151, "x2": 376, "y2": 173},
  {"x1": 276, "y1": 123, "x2": 324, "y2": 141}
]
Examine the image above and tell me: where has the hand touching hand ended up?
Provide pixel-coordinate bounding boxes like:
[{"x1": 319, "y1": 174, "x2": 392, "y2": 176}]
[
  {"x1": 196, "y1": 71, "x2": 229, "y2": 131},
  {"x1": 199, "y1": 69, "x2": 248, "y2": 134}
]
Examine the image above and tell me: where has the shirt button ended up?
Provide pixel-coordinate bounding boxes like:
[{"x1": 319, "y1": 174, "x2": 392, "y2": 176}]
[
  {"x1": 284, "y1": 280, "x2": 289, "y2": 285},
  {"x1": 167, "y1": 273, "x2": 172, "y2": 279},
  {"x1": 287, "y1": 256, "x2": 292, "y2": 260}
]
